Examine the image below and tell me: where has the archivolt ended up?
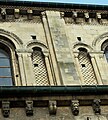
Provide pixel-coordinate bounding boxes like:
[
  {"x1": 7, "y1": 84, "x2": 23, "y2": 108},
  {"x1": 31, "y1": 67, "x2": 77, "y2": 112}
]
[
  {"x1": 0, "y1": 29, "x2": 23, "y2": 49},
  {"x1": 73, "y1": 42, "x2": 93, "y2": 52},
  {"x1": 26, "y1": 41, "x2": 48, "y2": 53},
  {"x1": 92, "y1": 32, "x2": 108, "y2": 51}
]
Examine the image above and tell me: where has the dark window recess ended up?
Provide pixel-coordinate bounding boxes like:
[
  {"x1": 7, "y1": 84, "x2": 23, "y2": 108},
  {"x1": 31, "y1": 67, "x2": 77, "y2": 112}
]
[
  {"x1": 81, "y1": 64, "x2": 85, "y2": 67},
  {"x1": 31, "y1": 35, "x2": 36, "y2": 40},
  {"x1": 77, "y1": 37, "x2": 81, "y2": 41},
  {"x1": 34, "y1": 64, "x2": 38, "y2": 67}
]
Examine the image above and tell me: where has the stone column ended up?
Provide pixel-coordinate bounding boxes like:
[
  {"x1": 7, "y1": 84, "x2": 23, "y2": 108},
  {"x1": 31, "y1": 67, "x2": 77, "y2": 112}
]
[
  {"x1": 20, "y1": 51, "x2": 35, "y2": 86},
  {"x1": 74, "y1": 52, "x2": 83, "y2": 85},
  {"x1": 11, "y1": 51, "x2": 21, "y2": 86},
  {"x1": 92, "y1": 51, "x2": 108, "y2": 85},
  {"x1": 17, "y1": 53, "x2": 27, "y2": 86},
  {"x1": 26, "y1": 52, "x2": 35, "y2": 85},
  {"x1": 44, "y1": 52, "x2": 54, "y2": 85},
  {"x1": 41, "y1": 12, "x2": 61, "y2": 85},
  {"x1": 90, "y1": 53, "x2": 103, "y2": 85}
]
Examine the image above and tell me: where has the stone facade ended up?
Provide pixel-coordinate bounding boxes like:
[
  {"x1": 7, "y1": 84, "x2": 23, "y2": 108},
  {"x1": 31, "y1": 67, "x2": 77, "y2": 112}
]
[{"x1": 0, "y1": 1, "x2": 107, "y2": 119}]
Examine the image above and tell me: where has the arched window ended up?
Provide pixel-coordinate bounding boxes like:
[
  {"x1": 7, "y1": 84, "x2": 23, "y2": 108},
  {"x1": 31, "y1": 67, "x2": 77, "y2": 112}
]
[
  {"x1": 104, "y1": 46, "x2": 108, "y2": 62},
  {"x1": 0, "y1": 48, "x2": 13, "y2": 86},
  {"x1": 78, "y1": 48, "x2": 97, "y2": 85},
  {"x1": 32, "y1": 47, "x2": 49, "y2": 85},
  {"x1": 101, "y1": 40, "x2": 108, "y2": 62}
]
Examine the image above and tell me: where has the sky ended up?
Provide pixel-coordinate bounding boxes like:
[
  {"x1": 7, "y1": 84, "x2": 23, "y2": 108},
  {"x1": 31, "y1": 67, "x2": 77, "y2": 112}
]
[{"x1": 18, "y1": 0, "x2": 108, "y2": 5}]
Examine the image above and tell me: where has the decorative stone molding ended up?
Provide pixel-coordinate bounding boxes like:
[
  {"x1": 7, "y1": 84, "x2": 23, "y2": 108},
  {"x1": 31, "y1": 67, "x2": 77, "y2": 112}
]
[
  {"x1": 96, "y1": 13, "x2": 101, "y2": 23},
  {"x1": 84, "y1": 12, "x2": 89, "y2": 22},
  {"x1": 16, "y1": 48, "x2": 33, "y2": 53},
  {"x1": 2, "y1": 101, "x2": 10, "y2": 118},
  {"x1": 27, "y1": 9, "x2": 33, "y2": 20},
  {"x1": 92, "y1": 99, "x2": 101, "y2": 114},
  {"x1": 14, "y1": 9, "x2": 20, "y2": 19},
  {"x1": 0, "y1": 29, "x2": 23, "y2": 47},
  {"x1": 97, "y1": 13, "x2": 101, "y2": 19},
  {"x1": 73, "y1": 42, "x2": 93, "y2": 52},
  {"x1": 72, "y1": 11, "x2": 77, "y2": 22},
  {"x1": 71, "y1": 100, "x2": 79, "y2": 116},
  {"x1": 41, "y1": 11, "x2": 46, "y2": 18},
  {"x1": 1, "y1": 8, "x2": 6, "y2": 19},
  {"x1": 92, "y1": 32, "x2": 108, "y2": 51},
  {"x1": 60, "y1": 12, "x2": 64, "y2": 18},
  {"x1": 26, "y1": 41, "x2": 48, "y2": 54},
  {"x1": 49, "y1": 100, "x2": 57, "y2": 115},
  {"x1": 25, "y1": 101, "x2": 33, "y2": 116}
]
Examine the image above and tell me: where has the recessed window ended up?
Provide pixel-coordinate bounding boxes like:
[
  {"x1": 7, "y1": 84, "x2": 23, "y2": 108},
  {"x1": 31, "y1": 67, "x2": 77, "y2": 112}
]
[
  {"x1": 77, "y1": 37, "x2": 81, "y2": 41},
  {"x1": 0, "y1": 49, "x2": 13, "y2": 86},
  {"x1": 31, "y1": 35, "x2": 36, "y2": 40},
  {"x1": 32, "y1": 47, "x2": 49, "y2": 85}
]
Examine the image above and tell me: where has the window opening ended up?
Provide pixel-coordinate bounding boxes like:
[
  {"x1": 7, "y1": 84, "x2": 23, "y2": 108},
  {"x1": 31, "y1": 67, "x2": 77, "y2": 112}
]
[{"x1": 0, "y1": 49, "x2": 13, "y2": 86}]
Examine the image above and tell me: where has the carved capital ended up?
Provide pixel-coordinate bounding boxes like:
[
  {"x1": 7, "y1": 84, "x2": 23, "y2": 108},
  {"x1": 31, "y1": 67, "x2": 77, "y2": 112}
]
[
  {"x1": 2, "y1": 101, "x2": 10, "y2": 118},
  {"x1": 71, "y1": 100, "x2": 79, "y2": 116},
  {"x1": 26, "y1": 101, "x2": 33, "y2": 116},
  {"x1": 74, "y1": 52, "x2": 79, "y2": 58},
  {"x1": 92, "y1": 99, "x2": 101, "y2": 114},
  {"x1": 49, "y1": 100, "x2": 57, "y2": 115},
  {"x1": 43, "y1": 50, "x2": 49, "y2": 57}
]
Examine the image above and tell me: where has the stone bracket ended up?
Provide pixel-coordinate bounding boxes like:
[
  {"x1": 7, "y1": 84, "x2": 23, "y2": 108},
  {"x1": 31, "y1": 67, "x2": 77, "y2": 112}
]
[
  {"x1": 25, "y1": 101, "x2": 33, "y2": 116},
  {"x1": 84, "y1": 12, "x2": 89, "y2": 22},
  {"x1": 92, "y1": 99, "x2": 101, "y2": 114},
  {"x1": 1, "y1": 8, "x2": 6, "y2": 19},
  {"x1": 2, "y1": 101, "x2": 10, "y2": 118},
  {"x1": 71, "y1": 100, "x2": 79, "y2": 116},
  {"x1": 73, "y1": 11, "x2": 77, "y2": 22},
  {"x1": 14, "y1": 9, "x2": 20, "y2": 19},
  {"x1": 27, "y1": 10, "x2": 33, "y2": 20},
  {"x1": 49, "y1": 100, "x2": 57, "y2": 115}
]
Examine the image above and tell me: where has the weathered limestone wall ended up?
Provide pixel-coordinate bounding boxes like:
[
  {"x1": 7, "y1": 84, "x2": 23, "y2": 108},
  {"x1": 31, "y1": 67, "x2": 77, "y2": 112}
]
[
  {"x1": 46, "y1": 11, "x2": 80, "y2": 85},
  {"x1": 0, "y1": 10, "x2": 108, "y2": 86},
  {"x1": 65, "y1": 24, "x2": 108, "y2": 85},
  {"x1": 46, "y1": 11, "x2": 108, "y2": 85}
]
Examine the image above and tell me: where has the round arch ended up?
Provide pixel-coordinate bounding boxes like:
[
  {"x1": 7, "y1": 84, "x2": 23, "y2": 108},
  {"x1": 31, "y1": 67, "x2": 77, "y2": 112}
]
[
  {"x1": 73, "y1": 42, "x2": 93, "y2": 52},
  {"x1": 26, "y1": 41, "x2": 49, "y2": 54},
  {"x1": 92, "y1": 32, "x2": 108, "y2": 51},
  {"x1": 0, "y1": 29, "x2": 23, "y2": 49}
]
